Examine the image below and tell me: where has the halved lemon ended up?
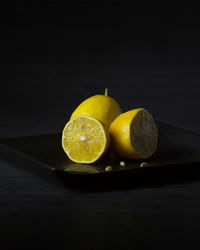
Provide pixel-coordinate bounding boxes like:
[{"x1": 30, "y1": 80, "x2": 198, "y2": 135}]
[
  {"x1": 62, "y1": 116, "x2": 109, "y2": 164},
  {"x1": 109, "y1": 108, "x2": 158, "y2": 159}
]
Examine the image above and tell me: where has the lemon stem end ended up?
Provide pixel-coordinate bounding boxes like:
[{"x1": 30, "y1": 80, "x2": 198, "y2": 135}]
[{"x1": 105, "y1": 88, "x2": 108, "y2": 96}]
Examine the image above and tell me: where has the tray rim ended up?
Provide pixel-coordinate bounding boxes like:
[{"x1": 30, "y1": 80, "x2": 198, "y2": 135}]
[{"x1": 0, "y1": 120, "x2": 200, "y2": 177}]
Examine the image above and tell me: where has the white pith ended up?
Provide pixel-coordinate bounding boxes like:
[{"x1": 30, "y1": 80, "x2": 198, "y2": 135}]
[{"x1": 79, "y1": 136, "x2": 86, "y2": 141}]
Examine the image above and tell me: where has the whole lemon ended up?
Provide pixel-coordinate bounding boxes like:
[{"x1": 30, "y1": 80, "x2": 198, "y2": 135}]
[{"x1": 70, "y1": 89, "x2": 122, "y2": 129}]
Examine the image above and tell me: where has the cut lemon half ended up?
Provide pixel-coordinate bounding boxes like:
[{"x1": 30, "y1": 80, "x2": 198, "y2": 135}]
[
  {"x1": 109, "y1": 108, "x2": 158, "y2": 159},
  {"x1": 62, "y1": 116, "x2": 109, "y2": 164}
]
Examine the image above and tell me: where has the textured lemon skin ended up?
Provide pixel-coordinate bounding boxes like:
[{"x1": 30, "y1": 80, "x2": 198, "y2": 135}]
[
  {"x1": 109, "y1": 108, "x2": 143, "y2": 159},
  {"x1": 109, "y1": 108, "x2": 157, "y2": 160},
  {"x1": 70, "y1": 95, "x2": 122, "y2": 129}
]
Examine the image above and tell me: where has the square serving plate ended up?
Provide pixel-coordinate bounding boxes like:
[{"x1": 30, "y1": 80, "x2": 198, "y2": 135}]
[{"x1": 0, "y1": 121, "x2": 200, "y2": 189}]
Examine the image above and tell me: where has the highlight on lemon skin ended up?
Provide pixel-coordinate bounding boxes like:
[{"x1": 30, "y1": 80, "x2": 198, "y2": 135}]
[
  {"x1": 70, "y1": 89, "x2": 122, "y2": 130},
  {"x1": 62, "y1": 116, "x2": 110, "y2": 164},
  {"x1": 109, "y1": 108, "x2": 158, "y2": 160}
]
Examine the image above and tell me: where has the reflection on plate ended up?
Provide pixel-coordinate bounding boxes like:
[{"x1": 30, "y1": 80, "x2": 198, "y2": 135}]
[{"x1": 64, "y1": 165, "x2": 100, "y2": 174}]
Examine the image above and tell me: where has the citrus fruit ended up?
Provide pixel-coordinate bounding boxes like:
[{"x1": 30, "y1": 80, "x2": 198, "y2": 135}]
[
  {"x1": 109, "y1": 108, "x2": 158, "y2": 159},
  {"x1": 70, "y1": 89, "x2": 122, "y2": 129},
  {"x1": 62, "y1": 116, "x2": 109, "y2": 164}
]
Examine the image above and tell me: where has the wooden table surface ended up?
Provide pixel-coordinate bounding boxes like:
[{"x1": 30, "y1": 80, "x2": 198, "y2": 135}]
[{"x1": 1, "y1": 1, "x2": 200, "y2": 249}]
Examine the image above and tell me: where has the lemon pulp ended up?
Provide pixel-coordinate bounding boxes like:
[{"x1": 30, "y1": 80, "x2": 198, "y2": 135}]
[
  {"x1": 62, "y1": 116, "x2": 109, "y2": 164},
  {"x1": 131, "y1": 109, "x2": 157, "y2": 159}
]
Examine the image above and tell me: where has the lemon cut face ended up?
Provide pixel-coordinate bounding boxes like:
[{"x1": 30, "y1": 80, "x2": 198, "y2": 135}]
[
  {"x1": 62, "y1": 116, "x2": 109, "y2": 164},
  {"x1": 131, "y1": 109, "x2": 157, "y2": 159}
]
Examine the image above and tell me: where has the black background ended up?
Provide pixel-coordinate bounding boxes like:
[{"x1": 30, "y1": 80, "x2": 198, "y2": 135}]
[
  {"x1": 1, "y1": 1, "x2": 200, "y2": 137},
  {"x1": 1, "y1": 1, "x2": 200, "y2": 250}
]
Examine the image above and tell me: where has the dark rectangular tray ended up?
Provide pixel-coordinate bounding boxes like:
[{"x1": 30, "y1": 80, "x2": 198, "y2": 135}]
[{"x1": 0, "y1": 121, "x2": 200, "y2": 190}]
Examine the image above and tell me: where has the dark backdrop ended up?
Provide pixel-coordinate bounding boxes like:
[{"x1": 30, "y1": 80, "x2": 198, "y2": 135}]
[
  {"x1": 0, "y1": 1, "x2": 200, "y2": 138},
  {"x1": 1, "y1": 2, "x2": 200, "y2": 250}
]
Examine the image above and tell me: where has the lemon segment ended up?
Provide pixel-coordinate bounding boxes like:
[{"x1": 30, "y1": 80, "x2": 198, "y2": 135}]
[
  {"x1": 62, "y1": 116, "x2": 109, "y2": 164},
  {"x1": 109, "y1": 108, "x2": 158, "y2": 159}
]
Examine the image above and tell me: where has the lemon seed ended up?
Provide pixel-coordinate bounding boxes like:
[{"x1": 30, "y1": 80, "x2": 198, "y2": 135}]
[
  {"x1": 120, "y1": 161, "x2": 126, "y2": 167},
  {"x1": 105, "y1": 166, "x2": 112, "y2": 172},
  {"x1": 140, "y1": 162, "x2": 149, "y2": 168}
]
